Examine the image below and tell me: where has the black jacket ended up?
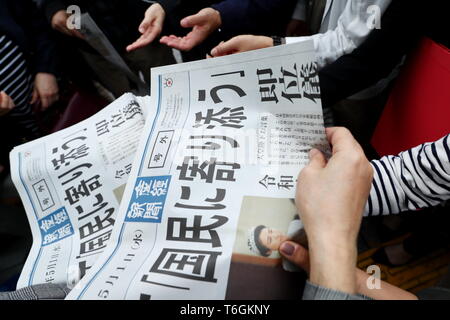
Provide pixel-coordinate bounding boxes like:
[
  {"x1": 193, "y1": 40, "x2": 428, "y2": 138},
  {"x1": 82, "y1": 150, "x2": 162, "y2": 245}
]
[
  {"x1": 37, "y1": 0, "x2": 150, "y2": 53},
  {"x1": 319, "y1": 0, "x2": 450, "y2": 109},
  {"x1": 157, "y1": 0, "x2": 296, "y2": 39},
  {"x1": 0, "y1": 0, "x2": 57, "y2": 75}
]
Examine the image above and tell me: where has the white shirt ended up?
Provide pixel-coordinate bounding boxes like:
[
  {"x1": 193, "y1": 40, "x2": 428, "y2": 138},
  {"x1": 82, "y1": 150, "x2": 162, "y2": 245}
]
[{"x1": 288, "y1": 0, "x2": 391, "y2": 70}]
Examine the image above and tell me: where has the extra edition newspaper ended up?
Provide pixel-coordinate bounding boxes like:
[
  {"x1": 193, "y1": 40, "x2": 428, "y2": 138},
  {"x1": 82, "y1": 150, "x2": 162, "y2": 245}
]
[
  {"x1": 65, "y1": 41, "x2": 330, "y2": 300},
  {"x1": 11, "y1": 93, "x2": 152, "y2": 289}
]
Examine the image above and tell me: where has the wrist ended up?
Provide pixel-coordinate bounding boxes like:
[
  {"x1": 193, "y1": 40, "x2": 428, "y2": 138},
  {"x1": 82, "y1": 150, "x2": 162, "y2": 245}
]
[
  {"x1": 308, "y1": 240, "x2": 358, "y2": 294},
  {"x1": 307, "y1": 226, "x2": 358, "y2": 251},
  {"x1": 206, "y1": 7, "x2": 222, "y2": 29}
]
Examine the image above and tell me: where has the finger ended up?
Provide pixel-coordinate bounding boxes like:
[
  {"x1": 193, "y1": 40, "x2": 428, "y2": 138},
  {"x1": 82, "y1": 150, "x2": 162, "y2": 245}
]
[
  {"x1": 71, "y1": 29, "x2": 85, "y2": 39},
  {"x1": 49, "y1": 93, "x2": 59, "y2": 107},
  {"x1": 44, "y1": 95, "x2": 56, "y2": 109},
  {"x1": 307, "y1": 148, "x2": 327, "y2": 169},
  {"x1": 139, "y1": 19, "x2": 152, "y2": 34},
  {"x1": 127, "y1": 37, "x2": 146, "y2": 52},
  {"x1": 41, "y1": 96, "x2": 50, "y2": 109},
  {"x1": 175, "y1": 30, "x2": 205, "y2": 51},
  {"x1": 180, "y1": 12, "x2": 206, "y2": 28},
  {"x1": 8, "y1": 96, "x2": 15, "y2": 110},
  {"x1": 326, "y1": 127, "x2": 359, "y2": 155},
  {"x1": 161, "y1": 36, "x2": 182, "y2": 48},
  {"x1": 30, "y1": 88, "x2": 39, "y2": 104},
  {"x1": 163, "y1": 35, "x2": 197, "y2": 51},
  {"x1": 0, "y1": 92, "x2": 7, "y2": 109},
  {"x1": 279, "y1": 241, "x2": 310, "y2": 273},
  {"x1": 211, "y1": 39, "x2": 240, "y2": 57},
  {"x1": 1, "y1": 92, "x2": 13, "y2": 110},
  {"x1": 159, "y1": 35, "x2": 176, "y2": 45},
  {"x1": 56, "y1": 25, "x2": 73, "y2": 37},
  {"x1": 140, "y1": 27, "x2": 160, "y2": 46}
]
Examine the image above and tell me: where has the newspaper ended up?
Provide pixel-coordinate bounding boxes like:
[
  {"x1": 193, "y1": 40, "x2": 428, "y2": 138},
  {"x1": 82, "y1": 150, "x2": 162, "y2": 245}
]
[
  {"x1": 66, "y1": 40, "x2": 330, "y2": 300},
  {"x1": 11, "y1": 93, "x2": 151, "y2": 289}
]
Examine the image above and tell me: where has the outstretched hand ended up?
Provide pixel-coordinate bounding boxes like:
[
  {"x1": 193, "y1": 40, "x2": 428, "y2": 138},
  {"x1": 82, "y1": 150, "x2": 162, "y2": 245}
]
[
  {"x1": 160, "y1": 8, "x2": 221, "y2": 51},
  {"x1": 127, "y1": 3, "x2": 166, "y2": 52}
]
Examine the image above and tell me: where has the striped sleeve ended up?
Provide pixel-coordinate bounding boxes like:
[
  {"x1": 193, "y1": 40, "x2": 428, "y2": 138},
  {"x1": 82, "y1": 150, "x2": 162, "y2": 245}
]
[{"x1": 364, "y1": 134, "x2": 450, "y2": 216}]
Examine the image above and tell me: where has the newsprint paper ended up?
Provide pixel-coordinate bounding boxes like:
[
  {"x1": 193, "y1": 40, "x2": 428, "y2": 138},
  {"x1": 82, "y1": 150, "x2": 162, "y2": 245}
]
[
  {"x1": 11, "y1": 93, "x2": 152, "y2": 289},
  {"x1": 64, "y1": 40, "x2": 330, "y2": 300}
]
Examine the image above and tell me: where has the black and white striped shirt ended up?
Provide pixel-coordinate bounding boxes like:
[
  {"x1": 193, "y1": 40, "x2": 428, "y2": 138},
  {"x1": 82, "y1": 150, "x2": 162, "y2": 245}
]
[
  {"x1": 365, "y1": 134, "x2": 450, "y2": 216},
  {"x1": 0, "y1": 33, "x2": 37, "y2": 138}
]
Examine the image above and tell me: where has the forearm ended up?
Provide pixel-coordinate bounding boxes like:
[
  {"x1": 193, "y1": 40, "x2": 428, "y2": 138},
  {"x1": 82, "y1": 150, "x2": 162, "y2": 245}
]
[{"x1": 356, "y1": 269, "x2": 418, "y2": 300}]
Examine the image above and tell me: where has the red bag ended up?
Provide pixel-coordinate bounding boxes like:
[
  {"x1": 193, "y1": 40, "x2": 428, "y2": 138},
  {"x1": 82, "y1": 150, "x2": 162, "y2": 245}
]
[{"x1": 372, "y1": 38, "x2": 450, "y2": 156}]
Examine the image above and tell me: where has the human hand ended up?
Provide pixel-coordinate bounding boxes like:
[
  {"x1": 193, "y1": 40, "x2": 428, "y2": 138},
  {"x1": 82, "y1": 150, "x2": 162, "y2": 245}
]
[
  {"x1": 296, "y1": 127, "x2": 373, "y2": 246},
  {"x1": 31, "y1": 73, "x2": 59, "y2": 110},
  {"x1": 127, "y1": 3, "x2": 165, "y2": 52},
  {"x1": 0, "y1": 91, "x2": 15, "y2": 116},
  {"x1": 210, "y1": 35, "x2": 273, "y2": 57},
  {"x1": 160, "y1": 7, "x2": 221, "y2": 51},
  {"x1": 51, "y1": 10, "x2": 84, "y2": 39},
  {"x1": 286, "y1": 19, "x2": 309, "y2": 37},
  {"x1": 294, "y1": 127, "x2": 373, "y2": 294}
]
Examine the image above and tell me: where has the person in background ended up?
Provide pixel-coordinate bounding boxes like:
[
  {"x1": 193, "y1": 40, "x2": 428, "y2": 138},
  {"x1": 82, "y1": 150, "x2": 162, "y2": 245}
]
[
  {"x1": 210, "y1": 0, "x2": 393, "y2": 157},
  {"x1": 0, "y1": 0, "x2": 59, "y2": 168},
  {"x1": 210, "y1": 0, "x2": 391, "y2": 69},
  {"x1": 36, "y1": 0, "x2": 176, "y2": 97},
  {"x1": 127, "y1": 0, "x2": 297, "y2": 60}
]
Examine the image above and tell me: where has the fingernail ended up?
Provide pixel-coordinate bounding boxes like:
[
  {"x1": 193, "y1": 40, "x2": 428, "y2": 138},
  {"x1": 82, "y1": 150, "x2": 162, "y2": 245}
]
[
  {"x1": 210, "y1": 48, "x2": 217, "y2": 56},
  {"x1": 280, "y1": 243, "x2": 295, "y2": 256}
]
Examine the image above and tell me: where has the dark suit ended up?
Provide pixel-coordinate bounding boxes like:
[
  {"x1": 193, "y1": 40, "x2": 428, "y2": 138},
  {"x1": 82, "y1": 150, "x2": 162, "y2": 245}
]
[{"x1": 157, "y1": 0, "x2": 296, "y2": 39}]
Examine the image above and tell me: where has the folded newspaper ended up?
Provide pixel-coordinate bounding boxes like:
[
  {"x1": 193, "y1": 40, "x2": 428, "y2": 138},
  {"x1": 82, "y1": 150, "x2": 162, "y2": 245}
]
[
  {"x1": 11, "y1": 94, "x2": 151, "y2": 288},
  {"x1": 12, "y1": 41, "x2": 330, "y2": 299}
]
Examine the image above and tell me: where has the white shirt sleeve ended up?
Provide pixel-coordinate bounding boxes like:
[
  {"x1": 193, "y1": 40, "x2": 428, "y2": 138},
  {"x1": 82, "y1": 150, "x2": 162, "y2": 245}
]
[{"x1": 286, "y1": 0, "x2": 391, "y2": 69}]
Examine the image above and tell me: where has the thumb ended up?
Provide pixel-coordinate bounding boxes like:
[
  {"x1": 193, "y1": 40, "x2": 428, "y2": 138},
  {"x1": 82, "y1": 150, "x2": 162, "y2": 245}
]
[
  {"x1": 308, "y1": 148, "x2": 327, "y2": 169},
  {"x1": 139, "y1": 19, "x2": 151, "y2": 33},
  {"x1": 30, "y1": 88, "x2": 39, "y2": 104},
  {"x1": 279, "y1": 241, "x2": 310, "y2": 273},
  {"x1": 211, "y1": 40, "x2": 237, "y2": 57}
]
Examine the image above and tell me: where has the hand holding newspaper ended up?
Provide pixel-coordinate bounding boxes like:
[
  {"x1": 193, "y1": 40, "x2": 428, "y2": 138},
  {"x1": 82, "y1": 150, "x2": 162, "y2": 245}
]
[{"x1": 12, "y1": 40, "x2": 329, "y2": 299}]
